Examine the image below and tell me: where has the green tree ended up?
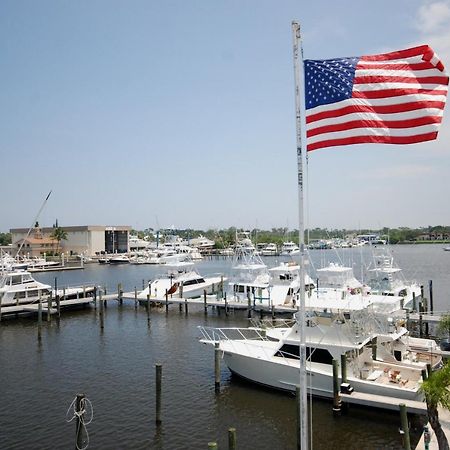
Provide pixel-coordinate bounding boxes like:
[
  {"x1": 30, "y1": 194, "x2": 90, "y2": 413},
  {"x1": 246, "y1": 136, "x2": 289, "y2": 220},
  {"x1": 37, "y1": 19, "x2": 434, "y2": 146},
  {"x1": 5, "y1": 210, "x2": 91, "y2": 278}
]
[
  {"x1": 421, "y1": 361, "x2": 450, "y2": 449},
  {"x1": 50, "y1": 227, "x2": 68, "y2": 255},
  {"x1": 438, "y1": 314, "x2": 450, "y2": 341}
]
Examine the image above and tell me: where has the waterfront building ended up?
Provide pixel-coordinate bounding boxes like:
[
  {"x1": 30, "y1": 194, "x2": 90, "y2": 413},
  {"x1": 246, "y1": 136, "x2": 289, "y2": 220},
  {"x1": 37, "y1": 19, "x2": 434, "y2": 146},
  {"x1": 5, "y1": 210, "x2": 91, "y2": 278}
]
[{"x1": 10, "y1": 224, "x2": 131, "y2": 256}]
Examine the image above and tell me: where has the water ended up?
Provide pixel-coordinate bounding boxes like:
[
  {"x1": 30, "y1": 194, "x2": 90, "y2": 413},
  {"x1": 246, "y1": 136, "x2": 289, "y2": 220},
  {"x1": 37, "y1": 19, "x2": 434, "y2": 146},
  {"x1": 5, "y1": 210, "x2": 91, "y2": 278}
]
[{"x1": 1, "y1": 244, "x2": 448, "y2": 449}]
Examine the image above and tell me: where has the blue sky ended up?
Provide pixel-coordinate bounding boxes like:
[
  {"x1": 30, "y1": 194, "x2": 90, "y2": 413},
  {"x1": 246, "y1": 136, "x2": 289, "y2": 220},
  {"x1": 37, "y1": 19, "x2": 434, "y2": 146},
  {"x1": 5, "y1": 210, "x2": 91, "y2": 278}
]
[{"x1": 1, "y1": 0, "x2": 449, "y2": 232}]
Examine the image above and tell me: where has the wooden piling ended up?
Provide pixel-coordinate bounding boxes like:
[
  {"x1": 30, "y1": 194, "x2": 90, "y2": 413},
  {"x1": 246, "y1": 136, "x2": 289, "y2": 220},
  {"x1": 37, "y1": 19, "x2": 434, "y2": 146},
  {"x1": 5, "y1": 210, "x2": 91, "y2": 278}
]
[
  {"x1": 134, "y1": 287, "x2": 138, "y2": 309},
  {"x1": 412, "y1": 292, "x2": 416, "y2": 313},
  {"x1": 421, "y1": 368, "x2": 428, "y2": 381},
  {"x1": 225, "y1": 293, "x2": 228, "y2": 316},
  {"x1": 99, "y1": 290, "x2": 104, "y2": 330},
  {"x1": 83, "y1": 285, "x2": 86, "y2": 300},
  {"x1": 118, "y1": 283, "x2": 123, "y2": 305},
  {"x1": 75, "y1": 394, "x2": 85, "y2": 450},
  {"x1": 184, "y1": 297, "x2": 188, "y2": 315},
  {"x1": 155, "y1": 363, "x2": 162, "y2": 426},
  {"x1": 215, "y1": 342, "x2": 220, "y2": 393},
  {"x1": 332, "y1": 359, "x2": 341, "y2": 415},
  {"x1": 399, "y1": 403, "x2": 411, "y2": 450},
  {"x1": 204, "y1": 290, "x2": 208, "y2": 315},
  {"x1": 142, "y1": 279, "x2": 145, "y2": 290},
  {"x1": 63, "y1": 287, "x2": 66, "y2": 301},
  {"x1": 429, "y1": 280, "x2": 434, "y2": 315},
  {"x1": 93, "y1": 287, "x2": 97, "y2": 310},
  {"x1": 419, "y1": 311, "x2": 423, "y2": 338},
  {"x1": 247, "y1": 291, "x2": 252, "y2": 319},
  {"x1": 56, "y1": 295, "x2": 61, "y2": 317},
  {"x1": 220, "y1": 275, "x2": 224, "y2": 299},
  {"x1": 228, "y1": 428, "x2": 236, "y2": 450},
  {"x1": 165, "y1": 289, "x2": 169, "y2": 313},
  {"x1": 47, "y1": 292, "x2": 52, "y2": 322},
  {"x1": 38, "y1": 293, "x2": 42, "y2": 341},
  {"x1": 146, "y1": 294, "x2": 151, "y2": 323}
]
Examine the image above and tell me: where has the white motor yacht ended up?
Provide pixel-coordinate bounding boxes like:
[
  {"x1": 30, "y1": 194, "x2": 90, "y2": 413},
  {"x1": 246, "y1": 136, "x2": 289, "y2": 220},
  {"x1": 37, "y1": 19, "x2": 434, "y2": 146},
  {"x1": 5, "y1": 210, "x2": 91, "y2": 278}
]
[
  {"x1": 280, "y1": 241, "x2": 300, "y2": 255},
  {"x1": 261, "y1": 243, "x2": 278, "y2": 256},
  {"x1": 0, "y1": 270, "x2": 52, "y2": 306},
  {"x1": 138, "y1": 261, "x2": 226, "y2": 299},
  {"x1": 199, "y1": 309, "x2": 429, "y2": 402}
]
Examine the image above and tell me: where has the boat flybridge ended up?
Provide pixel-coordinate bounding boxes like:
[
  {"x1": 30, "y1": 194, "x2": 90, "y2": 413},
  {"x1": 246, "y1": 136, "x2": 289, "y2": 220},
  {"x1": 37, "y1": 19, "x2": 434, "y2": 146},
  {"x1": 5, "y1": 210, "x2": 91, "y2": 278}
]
[
  {"x1": 366, "y1": 248, "x2": 422, "y2": 309},
  {"x1": 280, "y1": 241, "x2": 300, "y2": 256},
  {"x1": 0, "y1": 270, "x2": 52, "y2": 306},
  {"x1": 138, "y1": 260, "x2": 226, "y2": 299},
  {"x1": 199, "y1": 305, "x2": 439, "y2": 402}
]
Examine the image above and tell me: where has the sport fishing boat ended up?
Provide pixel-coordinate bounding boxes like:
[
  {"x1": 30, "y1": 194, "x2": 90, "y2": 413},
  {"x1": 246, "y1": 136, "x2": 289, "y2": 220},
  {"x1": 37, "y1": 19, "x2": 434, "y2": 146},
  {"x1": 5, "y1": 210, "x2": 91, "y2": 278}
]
[
  {"x1": 0, "y1": 270, "x2": 52, "y2": 306},
  {"x1": 138, "y1": 261, "x2": 226, "y2": 299},
  {"x1": 199, "y1": 309, "x2": 433, "y2": 402}
]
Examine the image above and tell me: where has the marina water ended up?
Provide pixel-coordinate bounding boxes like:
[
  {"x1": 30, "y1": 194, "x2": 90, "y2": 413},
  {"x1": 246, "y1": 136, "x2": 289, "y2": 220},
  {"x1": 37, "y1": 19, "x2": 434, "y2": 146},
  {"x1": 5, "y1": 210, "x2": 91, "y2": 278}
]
[{"x1": 1, "y1": 244, "x2": 448, "y2": 449}]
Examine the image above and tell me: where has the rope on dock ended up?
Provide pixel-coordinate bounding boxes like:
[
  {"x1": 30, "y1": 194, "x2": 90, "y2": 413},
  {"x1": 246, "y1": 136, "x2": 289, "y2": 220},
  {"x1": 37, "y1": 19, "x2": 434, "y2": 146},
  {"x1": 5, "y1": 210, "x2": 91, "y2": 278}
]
[{"x1": 65, "y1": 396, "x2": 93, "y2": 450}]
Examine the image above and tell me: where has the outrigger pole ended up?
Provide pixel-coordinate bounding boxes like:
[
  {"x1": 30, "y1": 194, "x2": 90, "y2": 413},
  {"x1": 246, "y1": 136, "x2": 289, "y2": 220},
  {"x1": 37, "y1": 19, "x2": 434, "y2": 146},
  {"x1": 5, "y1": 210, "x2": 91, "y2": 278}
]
[
  {"x1": 292, "y1": 21, "x2": 309, "y2": 449},
  {"x1": 15, "y1": 190, "x2": 53, "y2": 258}
]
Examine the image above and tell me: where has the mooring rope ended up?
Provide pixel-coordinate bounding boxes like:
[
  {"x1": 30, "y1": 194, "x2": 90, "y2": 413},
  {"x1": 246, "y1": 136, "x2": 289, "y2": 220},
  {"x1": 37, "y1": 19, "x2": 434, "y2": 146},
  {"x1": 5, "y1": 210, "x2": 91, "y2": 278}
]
[{"x1": 65, "y1": 396, "x2": 93, "y2": 450}]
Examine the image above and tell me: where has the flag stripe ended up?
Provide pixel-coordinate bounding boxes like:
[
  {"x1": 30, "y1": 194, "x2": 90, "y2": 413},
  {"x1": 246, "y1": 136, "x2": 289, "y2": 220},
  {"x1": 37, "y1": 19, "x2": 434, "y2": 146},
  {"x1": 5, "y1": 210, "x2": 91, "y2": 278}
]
[
  {"x1": 354, "y1": 75, "x2": 449, "y2": 85},
  {"x1": 307, "y1": 109, "x2": 443, "y2": 130},
  {"x1": 307, "y1": 115, "x2": 442, "y2": 138},
  {"x1": 307, "y1": 123, "x2": 441, "y2": 145},
  {"x1": 306, "y1": 101, "x2": 446, "y2": 124},
  {"x1": 359, "y1": 45, "x2": 432, "y2": 62},
  {"x1": 356, "y1": 62, "x2": 433, "y2": 71},
  {"x1": 356, "y1": 68, "x2": 442, "y2": 78},
  {"x1": 352, "y1": 87, "x2": 448, "y2": 99},
  {"x1": 307, "y1": 132, "x2": 438, "y2": 151}
]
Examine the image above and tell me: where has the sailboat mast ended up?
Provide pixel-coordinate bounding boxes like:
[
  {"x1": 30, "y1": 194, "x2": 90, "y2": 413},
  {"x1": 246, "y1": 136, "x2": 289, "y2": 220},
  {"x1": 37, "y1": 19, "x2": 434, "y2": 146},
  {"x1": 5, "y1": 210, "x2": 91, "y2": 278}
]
[{"x1": 292, "y1": 21, "x2": 308, "y2": 449}]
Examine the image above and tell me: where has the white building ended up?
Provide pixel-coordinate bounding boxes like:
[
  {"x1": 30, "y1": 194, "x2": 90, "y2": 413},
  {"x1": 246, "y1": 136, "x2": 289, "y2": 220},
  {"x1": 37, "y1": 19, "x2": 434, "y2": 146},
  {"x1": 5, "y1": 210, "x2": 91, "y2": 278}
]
[{"x1": 10, "y1": 225, "x2": 132, "y2": 256}]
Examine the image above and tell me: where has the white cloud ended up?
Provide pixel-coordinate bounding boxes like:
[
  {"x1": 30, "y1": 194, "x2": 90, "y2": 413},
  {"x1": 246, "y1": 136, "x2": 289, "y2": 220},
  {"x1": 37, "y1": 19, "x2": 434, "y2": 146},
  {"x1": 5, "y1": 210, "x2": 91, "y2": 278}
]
[{"x1": 417, "y1": 1, "x2": 450, "y2": 33}]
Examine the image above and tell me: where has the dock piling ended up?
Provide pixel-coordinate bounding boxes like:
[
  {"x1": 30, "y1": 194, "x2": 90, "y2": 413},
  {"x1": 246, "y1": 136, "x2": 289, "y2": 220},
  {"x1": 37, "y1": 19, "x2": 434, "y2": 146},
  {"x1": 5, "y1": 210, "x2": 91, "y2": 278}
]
[
  {"x1": 118, "y1": 283, "x2": 123, "y2": 305},
  {"x1": 47, "y1": 292, "x2": 52, "y2": 322},
  {"x1": 225, "y1": 293, "x2": 228, "y2": 316},
  {"x1": 155, "y1": 363, "x2": 162, "y2": 426},
  {"x1": 215, "y1": 342, "x2": 221, "y2": 393},
  {"x1": 99, "y1": 290, "x2": 104, "y2": 330},
  {"x1": 38, "y1": 293, "x2": 42, "y2": 341},
  {"x1": 332, "y1": 359, "x2": 341, "y2": 415},
  {"x1": 399, "y1": 403, "x2": 411, "y2": 450},
  {"x1": 165, "y1": 289, "x2": 169, "y2": 313},
  {"x1": 228, "y1": 428, "x2": 237, "y2": 450},
  {"x1": 204, "y1": 290, "x2": 207, "y2": 315},
  {"x1": 412, "y1": 292, "x2": 416, "y2": 313},
  {"x1": 146, "y1": 294, "x2": 151, "y2": 324},
  {"x1": 134, "y1": 287, "x2": 138, "y2": 309},
  {"x1": 184, "y1": 297, "x2": 188, "y2": 315},
  {"x1": 247, "y1": 291, "x2": 252, "y2": 319},
  {"x1": 56, "y1": 295, "x2": 61, "y2": 318},
  {"x1": 429, "y1": 280, "x2": 434, "y2": 315}
]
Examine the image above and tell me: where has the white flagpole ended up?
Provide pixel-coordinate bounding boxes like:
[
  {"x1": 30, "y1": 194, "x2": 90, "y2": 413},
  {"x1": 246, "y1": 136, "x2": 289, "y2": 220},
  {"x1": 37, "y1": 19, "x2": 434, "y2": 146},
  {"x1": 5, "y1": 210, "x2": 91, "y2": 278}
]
[{"x1": 292, "y1": 21, "x2": 308, "y2": 450}]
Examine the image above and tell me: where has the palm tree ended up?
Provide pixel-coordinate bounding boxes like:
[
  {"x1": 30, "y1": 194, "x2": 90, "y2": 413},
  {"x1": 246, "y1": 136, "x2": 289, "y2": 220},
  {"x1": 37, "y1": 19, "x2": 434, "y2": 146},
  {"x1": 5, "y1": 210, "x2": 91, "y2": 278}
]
[
  {"x1": 50, "y1": 227, "x2": 68, "y2": 255},
  {"x1": 421, "y1": 361, "x2": 450, "y2": 450}
]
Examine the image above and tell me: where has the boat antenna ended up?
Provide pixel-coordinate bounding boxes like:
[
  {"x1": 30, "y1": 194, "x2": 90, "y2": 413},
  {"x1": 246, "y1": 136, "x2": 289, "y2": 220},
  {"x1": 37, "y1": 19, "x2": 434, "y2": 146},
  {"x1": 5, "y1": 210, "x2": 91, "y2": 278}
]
[
  {"x1": 292, "y1": 21, "x2": 308, "y2": 450},
  {"x1": 15, "y1": 190, "x2": 52, "y2": 258}
]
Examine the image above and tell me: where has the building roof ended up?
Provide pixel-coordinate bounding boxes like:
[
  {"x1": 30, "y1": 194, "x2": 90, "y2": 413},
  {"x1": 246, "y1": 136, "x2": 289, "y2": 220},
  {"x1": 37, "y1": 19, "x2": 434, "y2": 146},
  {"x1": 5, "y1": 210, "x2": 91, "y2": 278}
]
[
  {"x1": 14, "y1": 237, "x2": 57, "y2": 245},
  {"x1": 11, "y1": 225, "x2": 132, "y2": 233}
]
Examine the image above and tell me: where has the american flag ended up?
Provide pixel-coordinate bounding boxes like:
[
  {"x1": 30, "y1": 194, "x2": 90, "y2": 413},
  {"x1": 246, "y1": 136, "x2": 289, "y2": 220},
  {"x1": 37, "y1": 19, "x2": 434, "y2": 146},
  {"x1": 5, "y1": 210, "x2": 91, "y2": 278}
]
[{"x1": 304, "y1": 45, "x2": 448, "y2": 152}]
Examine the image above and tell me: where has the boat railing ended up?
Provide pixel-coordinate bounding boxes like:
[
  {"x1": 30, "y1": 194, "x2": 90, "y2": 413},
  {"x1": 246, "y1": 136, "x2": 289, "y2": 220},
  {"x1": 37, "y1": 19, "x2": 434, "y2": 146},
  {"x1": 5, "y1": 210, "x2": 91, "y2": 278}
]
[
  {"x1": 198, "y1": 326, "x2": 301, "y2": 364},
  {"x1": 198, "y1": 326, "x2": 267, "y2": 343}
]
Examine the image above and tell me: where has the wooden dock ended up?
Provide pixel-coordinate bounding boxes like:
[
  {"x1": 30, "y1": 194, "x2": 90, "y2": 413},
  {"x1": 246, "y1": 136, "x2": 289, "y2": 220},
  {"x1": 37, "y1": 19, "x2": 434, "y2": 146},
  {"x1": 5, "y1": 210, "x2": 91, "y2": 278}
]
[{"x1": 340, "y1": 391, "x2": 427, "y2": 415}]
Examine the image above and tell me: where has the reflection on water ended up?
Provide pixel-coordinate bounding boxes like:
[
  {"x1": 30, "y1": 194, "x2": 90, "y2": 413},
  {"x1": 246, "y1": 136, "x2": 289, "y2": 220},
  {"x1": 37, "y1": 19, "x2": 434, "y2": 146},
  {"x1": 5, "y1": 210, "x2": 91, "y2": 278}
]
[{"x1": 1, "y1": 244, "x2": 446, "y2": 449}]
